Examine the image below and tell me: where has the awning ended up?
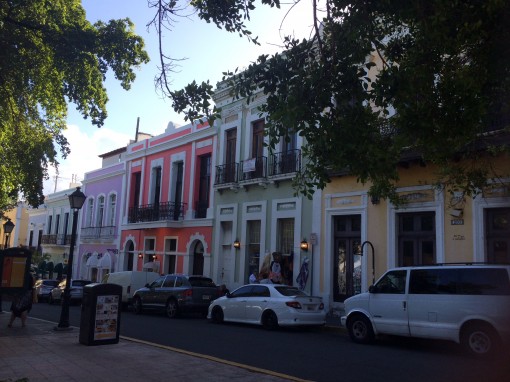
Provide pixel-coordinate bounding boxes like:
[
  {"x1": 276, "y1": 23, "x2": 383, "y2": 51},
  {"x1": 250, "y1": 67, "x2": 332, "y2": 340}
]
[
  {"x1": 97, "y1": 252, "x2": 111, "y2": 269},
  {"x1": 86, "y1": 253, "x2": 99, "y2": 267}
]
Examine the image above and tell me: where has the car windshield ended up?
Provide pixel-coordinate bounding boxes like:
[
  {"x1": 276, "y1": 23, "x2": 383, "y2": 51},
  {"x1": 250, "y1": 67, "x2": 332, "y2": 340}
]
[
  {"x1": 188, "y1": 277, "x2": 216, "y2": 287},
  {"x1": 275, "y1": 286, "x2": 308, "y2": 297}
]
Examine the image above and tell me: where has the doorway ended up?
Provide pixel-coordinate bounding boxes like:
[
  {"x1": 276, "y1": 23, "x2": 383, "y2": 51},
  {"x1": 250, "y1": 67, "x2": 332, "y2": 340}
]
[
  {"x1": 125, "y1": 240, "x2": 134, "y2": 271},
  {"x1": 333, "y1": 215, "x2": 361, "y2": 302},
  {"x1": 192, "y1": 241, "x2": 204, "y2": 276}
]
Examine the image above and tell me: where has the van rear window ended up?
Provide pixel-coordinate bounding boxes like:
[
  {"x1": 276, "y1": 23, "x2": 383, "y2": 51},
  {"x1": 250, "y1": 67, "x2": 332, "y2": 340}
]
[{"x1": 410, "y1": 268, "x2": 510, "y2": 295}]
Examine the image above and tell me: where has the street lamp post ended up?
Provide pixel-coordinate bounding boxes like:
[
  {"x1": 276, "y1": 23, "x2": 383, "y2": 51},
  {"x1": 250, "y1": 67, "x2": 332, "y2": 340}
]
[
  {"x1": 3, "y1": 218, "x2": 15, "y2": 249},
  {"x1": 56, "y1": 187, "x2": 86, "y2": 330}
]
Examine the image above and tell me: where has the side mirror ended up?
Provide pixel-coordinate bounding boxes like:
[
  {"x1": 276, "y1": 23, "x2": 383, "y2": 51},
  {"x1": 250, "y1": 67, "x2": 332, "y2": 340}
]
[
  {"x1": 369, "y1": 285, "x2": 377, "y2": 293},
  {"x1": 145, "y1": 283, "x2": 150, "y2": 288},
  {"x1": 226, "y1": 292, "x2": 232, "y2": 298}
]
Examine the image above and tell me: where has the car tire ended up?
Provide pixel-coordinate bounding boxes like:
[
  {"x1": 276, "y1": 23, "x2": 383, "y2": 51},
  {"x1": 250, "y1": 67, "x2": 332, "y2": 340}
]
[
  {"x1": 166, "y1": 299, "x2": 178, "y2": 319},
  {"x1": 262, "y1": 310, "x2": 279, "y2": 330},
  {"x1": 347, "y1": 314, "x2": 374, "y2": 344},
  {"x1": 132, "y1": 297, "x2": 143, "y2": 315},
  {"x1": 461, "y1": 322, "x2": 499, "y2": 357},
  {"x1": 211, "y1": 306, "x2": 224, "y2": 324}
]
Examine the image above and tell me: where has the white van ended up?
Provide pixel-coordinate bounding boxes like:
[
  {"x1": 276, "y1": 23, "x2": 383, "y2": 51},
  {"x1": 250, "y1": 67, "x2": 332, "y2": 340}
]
[
  {"x1": 341, "y1": 264, "x2": 510, "y2": 356},
  {"x1": 102, "y1": 271, "x2": 160, "y2": 306}
]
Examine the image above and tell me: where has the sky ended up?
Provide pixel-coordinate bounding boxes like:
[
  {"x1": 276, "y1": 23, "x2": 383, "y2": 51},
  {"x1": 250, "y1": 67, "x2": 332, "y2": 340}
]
[{"x1": 46, "y1": 0, "x2": 317, "y2": 195}]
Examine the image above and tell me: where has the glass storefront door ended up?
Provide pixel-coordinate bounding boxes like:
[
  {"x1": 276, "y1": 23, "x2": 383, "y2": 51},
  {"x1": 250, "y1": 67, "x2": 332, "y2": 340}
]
[{"x1": 333, "y1": 215, "x2": 361, "y2": 302}]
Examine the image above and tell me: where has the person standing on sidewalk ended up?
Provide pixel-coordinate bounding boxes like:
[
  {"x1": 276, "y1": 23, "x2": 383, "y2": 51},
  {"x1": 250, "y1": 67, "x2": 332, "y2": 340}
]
[{"x1": 7, "y1": 271, "x2": 35, "y2": 328}]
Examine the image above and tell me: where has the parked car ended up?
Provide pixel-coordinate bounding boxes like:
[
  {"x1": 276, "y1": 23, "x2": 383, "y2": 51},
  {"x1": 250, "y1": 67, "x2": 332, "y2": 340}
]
[
  {"x1": 34, "y1": 279, "x2": 59, "y2": 302},
  {"x1": 341, "y1": 264, "x2": 510, "y2": 356},
  {"x1": 48, "y1": 279, "x2": 92, "y2": 305},
  {"x1": 207, "y1": 284, "x2": 326, "y2": 330},
  {"x1": 132, "y1": 274, "x2": 219, "y2": 318},
  {"x1": 102, "y1": 271, "x2": 160, "y2": 307}
]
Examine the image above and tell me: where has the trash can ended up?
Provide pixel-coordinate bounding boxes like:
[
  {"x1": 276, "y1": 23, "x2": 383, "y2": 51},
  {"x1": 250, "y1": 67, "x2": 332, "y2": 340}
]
[{"x1": 79, "y1": 283, "x2": 122, "y2": 346}]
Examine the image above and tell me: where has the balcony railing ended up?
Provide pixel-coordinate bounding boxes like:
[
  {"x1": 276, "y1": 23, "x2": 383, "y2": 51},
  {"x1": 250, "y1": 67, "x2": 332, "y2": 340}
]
[
  {"x1": 269, "y1": 149, "x2": 301, "y2": 176},
  {"x1": 128, "y1": 201, "x2": 186, "y2": 223},
  {"x1": 215, "y1": 150, "x2": 302, "y2": 187},
  {"x1": 81, "y1": 226, "x2": 117, "y2": 240},
  {"x1": 215, "y1": 162, "x2": 239, "y2": 185},
  {"x1": 240, "y1": 156, "x2": 267, "y2": 182},
  {"x1": 41, "y1": 234, "x2": 71, "y2": 245}
]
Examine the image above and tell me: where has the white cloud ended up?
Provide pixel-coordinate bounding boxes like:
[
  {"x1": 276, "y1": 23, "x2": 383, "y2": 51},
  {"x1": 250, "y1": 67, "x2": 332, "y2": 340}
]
[{"x1": 44, "y1": 124, "x2": 131, "y2": 195}]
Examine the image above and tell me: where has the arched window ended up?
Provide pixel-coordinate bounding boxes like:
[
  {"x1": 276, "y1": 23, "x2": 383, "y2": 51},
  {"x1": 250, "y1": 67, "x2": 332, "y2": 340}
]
[
  {"x1": 107, "y1": 194, "x2": 116, "y2": 226},
  {"x1": 86, "y1": 198, "x2": 94, "y2": 227},
  {"x1": 96, "y1": 196, "x2": 105, "y2": 227}
]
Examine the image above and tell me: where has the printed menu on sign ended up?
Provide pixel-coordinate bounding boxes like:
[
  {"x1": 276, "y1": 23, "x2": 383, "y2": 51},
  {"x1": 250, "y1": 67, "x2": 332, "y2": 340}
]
[{"x1": 93, "y1": 295, "x2": 119, "y2": 340}]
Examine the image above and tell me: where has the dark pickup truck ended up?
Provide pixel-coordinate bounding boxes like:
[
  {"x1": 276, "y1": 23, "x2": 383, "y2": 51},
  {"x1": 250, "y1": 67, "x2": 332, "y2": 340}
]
[{"x1": 132, "y1": 274, "x2": 219, "y2": 318}]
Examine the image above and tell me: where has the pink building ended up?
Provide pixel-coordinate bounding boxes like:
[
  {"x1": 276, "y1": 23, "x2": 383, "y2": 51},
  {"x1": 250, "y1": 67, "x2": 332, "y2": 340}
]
[{"x1": 119, "y1": 121, "x2": 217, "y2": 278}]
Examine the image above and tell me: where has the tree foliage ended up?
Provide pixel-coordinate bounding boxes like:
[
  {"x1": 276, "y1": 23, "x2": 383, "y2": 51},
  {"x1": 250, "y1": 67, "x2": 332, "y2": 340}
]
[
  {"x1": 0, "y1": 0, "x2": 149, "y2": 214},
  {"x1": 155, "y1": 0, "x2": 509, "y2": 203}
]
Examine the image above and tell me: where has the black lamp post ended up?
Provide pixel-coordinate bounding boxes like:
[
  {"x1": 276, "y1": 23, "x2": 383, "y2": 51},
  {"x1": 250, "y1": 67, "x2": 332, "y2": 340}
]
[
  {"x1": 3, "y1": 218, "x2": 15, "y2": 249},
  {"x1": 56, "y1": 187, "x2": 86, "y2": 330}
]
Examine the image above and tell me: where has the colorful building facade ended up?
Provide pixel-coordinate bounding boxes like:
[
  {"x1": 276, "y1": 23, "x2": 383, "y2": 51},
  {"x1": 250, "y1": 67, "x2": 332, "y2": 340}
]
[
  {"x1": 320, "y1": 155, "x2": 510, "y2": 312},
  {"x1": 78, "y1": 152, "x2": 127, "y2": 282},
  {"x1": 211, "y1": 84, "x2": 320, "y2": 292},
  {"x1": 119, "y1": 121, "x2": 216, "y2": 277}
]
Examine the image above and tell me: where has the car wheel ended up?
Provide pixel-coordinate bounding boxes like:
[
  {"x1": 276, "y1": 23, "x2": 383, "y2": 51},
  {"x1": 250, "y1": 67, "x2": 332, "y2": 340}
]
[
  {"x1": 461, "y1": 323, "x2": 499, "y2": 356},
  {"x1": 347, "y1": 314, "x2": 374, "y2": 344},
  {"x1": 166, "y1": 299, "x2": 178, "y2": 319},
  {"x1": 211, "y1": 306, "x2": 224, "y2": 324},
  {"x1": 262, "y1": 310, "x2": 279, "y2": 330},
  {"x1": 132, "y1": 297, "x2": 143, "y2": 314}
]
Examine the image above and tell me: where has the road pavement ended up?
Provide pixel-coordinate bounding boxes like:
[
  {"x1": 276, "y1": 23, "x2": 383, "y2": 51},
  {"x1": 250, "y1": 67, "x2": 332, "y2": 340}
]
[{"x1": 0, "y1": 310, "x2": 312, "y2": 382}]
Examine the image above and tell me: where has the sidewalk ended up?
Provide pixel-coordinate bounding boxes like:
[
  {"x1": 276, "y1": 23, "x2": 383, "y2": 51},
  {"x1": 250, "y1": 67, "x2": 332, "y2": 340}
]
[{"x1": 0, "y1": 309, "x2": 342, "y2": 382}]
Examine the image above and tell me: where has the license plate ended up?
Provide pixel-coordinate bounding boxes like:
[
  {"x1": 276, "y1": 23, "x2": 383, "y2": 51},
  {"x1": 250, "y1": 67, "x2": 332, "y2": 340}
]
[
  {"x1": 307, "y1": 306, "x2": 314, "y2": 311},
  {"x1": 202, "y1": 295, "x2": 211, "y2": 300}
]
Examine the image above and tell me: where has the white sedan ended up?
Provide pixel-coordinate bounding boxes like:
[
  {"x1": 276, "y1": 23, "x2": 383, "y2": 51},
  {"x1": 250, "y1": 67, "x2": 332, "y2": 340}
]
[{"x1": 207, "y1": 284, "x2": 326, "y2": 329}]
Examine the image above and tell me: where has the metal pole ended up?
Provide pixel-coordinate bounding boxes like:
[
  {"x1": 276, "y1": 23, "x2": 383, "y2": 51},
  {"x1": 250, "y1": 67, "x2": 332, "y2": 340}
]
[
  {"x1": 56, "y1": 209, "x2": 78, "y2": 329},
  {"x1": 310, "y1": 245, "x2": 313, "y2": 295},
  {"x1": 361, "y1": 240, "x2": 375, "y2": 285}
]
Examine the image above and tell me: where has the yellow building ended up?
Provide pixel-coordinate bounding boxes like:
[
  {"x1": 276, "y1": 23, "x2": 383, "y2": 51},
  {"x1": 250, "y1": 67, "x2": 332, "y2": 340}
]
[
  {"x1": 1, "y1": 202, "x2": 29, "y2": 249},
  {"x1": 319, "y1": 153, "x2": 510, "y2": 311}
]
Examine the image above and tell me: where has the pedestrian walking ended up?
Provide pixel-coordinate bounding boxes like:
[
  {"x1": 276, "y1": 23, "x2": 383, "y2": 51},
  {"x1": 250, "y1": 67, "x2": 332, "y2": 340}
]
[{"x1": 7, "y1": 272, "x2": 35, "y2": 328}]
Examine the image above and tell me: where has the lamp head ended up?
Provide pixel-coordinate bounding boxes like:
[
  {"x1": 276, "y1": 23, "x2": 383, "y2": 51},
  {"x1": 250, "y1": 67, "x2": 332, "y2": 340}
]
[
  {"x1": 3, "y1": 218, "x2": 15, "y2": 234},
  {"x1": 69, "y1": 187, "x2": 86, "y2": 210}
]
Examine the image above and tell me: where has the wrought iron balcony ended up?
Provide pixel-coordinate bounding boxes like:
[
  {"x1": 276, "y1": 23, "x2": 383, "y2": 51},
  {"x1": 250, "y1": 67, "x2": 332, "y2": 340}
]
[
  {"x1": 128, "y1": 201, "x2": 186, "y2": 223},
  {"x1": 41, "y1": 234, "x2": 71, "y2": 245},
  {"x1": 269, "y1": 149, "x2": 301, "y2": 176},
  {"x1": 215, "y1": 162, "x2": 239, "y2": 185},
  {"x1": 240, "y1": 156, "x2": 267, "y2": 182},
  {"x1": 41, "y1": 234, "x2": 56, "y2": 245},
  {"x1": 81, "y1": 226, "x2": 117, "y2": 240}
]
